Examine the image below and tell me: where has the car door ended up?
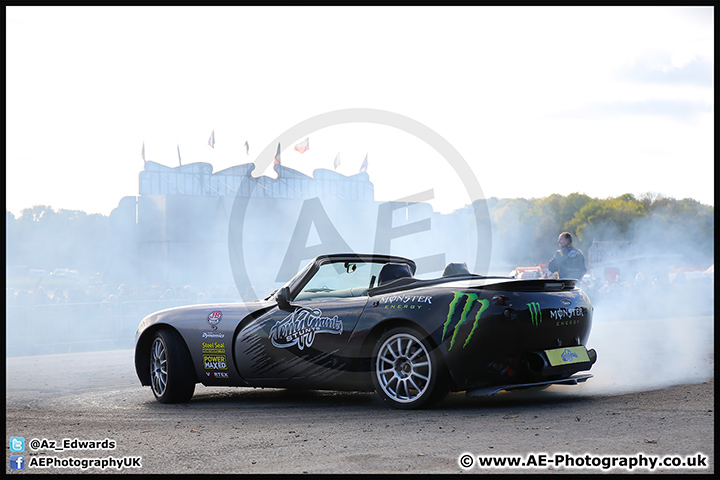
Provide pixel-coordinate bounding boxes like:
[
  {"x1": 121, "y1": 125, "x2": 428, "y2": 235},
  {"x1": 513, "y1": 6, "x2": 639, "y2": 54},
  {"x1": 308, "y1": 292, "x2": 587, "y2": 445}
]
[{"x1": 234, "y1": 260, "x2": 378, "y2": 388}]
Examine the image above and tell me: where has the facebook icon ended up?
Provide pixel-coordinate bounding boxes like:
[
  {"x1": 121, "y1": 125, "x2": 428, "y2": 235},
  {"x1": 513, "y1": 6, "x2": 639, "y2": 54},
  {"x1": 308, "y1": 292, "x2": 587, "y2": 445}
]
[{"x1": 10, "y1": 455, "x2": 25, "y2": 470}]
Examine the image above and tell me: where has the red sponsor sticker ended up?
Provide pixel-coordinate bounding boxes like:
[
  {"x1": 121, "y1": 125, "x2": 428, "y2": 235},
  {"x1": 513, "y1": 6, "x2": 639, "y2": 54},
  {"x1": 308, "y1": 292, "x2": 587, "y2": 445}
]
[{"x1": 207, "y1": 310, "x2": 223, "y2": 325}]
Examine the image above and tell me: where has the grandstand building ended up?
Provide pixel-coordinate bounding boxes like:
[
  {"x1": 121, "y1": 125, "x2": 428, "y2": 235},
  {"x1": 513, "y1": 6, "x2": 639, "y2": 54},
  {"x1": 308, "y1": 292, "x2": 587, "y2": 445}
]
[{"x1": 109, "y1": 161, "x2": 482, "y2": 299}]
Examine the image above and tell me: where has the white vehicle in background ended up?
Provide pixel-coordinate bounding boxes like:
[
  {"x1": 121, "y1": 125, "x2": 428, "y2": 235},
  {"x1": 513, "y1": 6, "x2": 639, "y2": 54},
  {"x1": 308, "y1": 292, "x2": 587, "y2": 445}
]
[{"x1": 50, "y1": 268, "x2": 80, "y2": 280}]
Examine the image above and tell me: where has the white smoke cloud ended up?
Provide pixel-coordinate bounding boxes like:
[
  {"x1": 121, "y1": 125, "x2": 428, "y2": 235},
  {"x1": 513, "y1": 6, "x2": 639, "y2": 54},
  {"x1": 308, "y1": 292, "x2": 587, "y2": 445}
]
[{"x1": 7, "y1": 183, "x2": 713, "y2": 399}]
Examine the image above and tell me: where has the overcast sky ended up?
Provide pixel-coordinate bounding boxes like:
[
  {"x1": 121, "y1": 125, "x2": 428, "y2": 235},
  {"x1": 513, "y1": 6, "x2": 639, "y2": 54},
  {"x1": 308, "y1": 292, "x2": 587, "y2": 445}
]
[{"x1": 5, "y1": 6, "x2": 714, "y2": 217}]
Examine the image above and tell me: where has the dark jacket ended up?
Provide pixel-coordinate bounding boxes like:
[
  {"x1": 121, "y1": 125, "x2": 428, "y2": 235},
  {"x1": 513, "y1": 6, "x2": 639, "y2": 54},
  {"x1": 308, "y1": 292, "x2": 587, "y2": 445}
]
[{"x1": 548, "y1": 245, "x2": 587, "y2": 280}]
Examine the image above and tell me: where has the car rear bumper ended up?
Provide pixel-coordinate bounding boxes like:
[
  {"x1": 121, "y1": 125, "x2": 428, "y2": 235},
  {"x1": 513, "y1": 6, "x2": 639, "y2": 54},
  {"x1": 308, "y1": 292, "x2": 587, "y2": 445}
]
[{"x1": 466, "y1": 373, "x2": 594, "y2": 397}]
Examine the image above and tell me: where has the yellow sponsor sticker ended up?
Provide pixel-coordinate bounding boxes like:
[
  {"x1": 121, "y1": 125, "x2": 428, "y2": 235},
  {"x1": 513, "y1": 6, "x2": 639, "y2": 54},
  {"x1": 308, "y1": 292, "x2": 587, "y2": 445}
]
[{"x1": 545, "y1": 346, "x2": 590, "y2": 366}]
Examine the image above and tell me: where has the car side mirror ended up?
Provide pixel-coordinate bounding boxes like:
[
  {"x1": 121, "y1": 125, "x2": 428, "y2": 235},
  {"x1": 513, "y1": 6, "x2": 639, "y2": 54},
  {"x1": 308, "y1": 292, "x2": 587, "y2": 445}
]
[{"x1": 277, "y1": 286, "x2": 292, "y2": 310}]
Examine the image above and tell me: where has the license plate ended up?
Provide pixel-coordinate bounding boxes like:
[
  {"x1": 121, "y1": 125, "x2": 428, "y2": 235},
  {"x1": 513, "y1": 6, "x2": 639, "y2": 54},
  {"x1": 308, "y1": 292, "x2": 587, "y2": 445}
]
[{"x1": 545, "y1": 346, "x2": 590, "y2": 366}]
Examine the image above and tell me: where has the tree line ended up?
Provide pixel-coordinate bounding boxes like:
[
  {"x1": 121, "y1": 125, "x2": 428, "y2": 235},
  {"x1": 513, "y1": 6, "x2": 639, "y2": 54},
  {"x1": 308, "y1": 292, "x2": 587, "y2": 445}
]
[
  {"x1": 5, "y1": 193, "x2": 714, "y2": 283},
  {"x1": 483, "y1": 192, "x2": 714, "y2": 268},
  {"x1": 6, "y1": 206, "x2": 111, "y2": 280}
]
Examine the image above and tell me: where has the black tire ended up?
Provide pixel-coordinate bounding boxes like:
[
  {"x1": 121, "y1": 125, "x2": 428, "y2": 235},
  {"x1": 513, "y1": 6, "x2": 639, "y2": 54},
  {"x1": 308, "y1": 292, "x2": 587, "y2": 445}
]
[
  {"x1": 371, "y1": 327, "x2": 449, "y2": 409},
  {"x1": 149, "y1": 328, "x2": 196, "y2": 404}
]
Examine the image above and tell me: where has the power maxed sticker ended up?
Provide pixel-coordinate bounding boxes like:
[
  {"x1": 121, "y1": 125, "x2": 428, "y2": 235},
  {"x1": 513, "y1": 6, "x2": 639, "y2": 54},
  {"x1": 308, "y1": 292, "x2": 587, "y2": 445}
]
[
  {"x1": 203, "y1": 355, "x2": 227, "y2": 370},
  {"x1": 203, "y1": 340, "x2": 227, "y2": 372}
]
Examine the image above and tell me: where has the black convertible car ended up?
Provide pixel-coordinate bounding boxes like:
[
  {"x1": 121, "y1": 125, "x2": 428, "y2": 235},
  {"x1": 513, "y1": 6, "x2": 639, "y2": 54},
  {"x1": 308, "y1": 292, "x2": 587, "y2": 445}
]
[{"x1": 135, "y1": 253, "x2": 597, "y2": 409}]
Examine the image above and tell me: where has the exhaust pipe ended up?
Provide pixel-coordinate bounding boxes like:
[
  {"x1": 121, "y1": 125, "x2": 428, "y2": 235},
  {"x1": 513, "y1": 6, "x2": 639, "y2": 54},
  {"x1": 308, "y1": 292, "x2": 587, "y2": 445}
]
[
  {"x1": 588, "y1": 348, "x2": 597, "y2": 365},
  {"x1": 526, "y1": 352, "x2": 547, "y2": 374}
]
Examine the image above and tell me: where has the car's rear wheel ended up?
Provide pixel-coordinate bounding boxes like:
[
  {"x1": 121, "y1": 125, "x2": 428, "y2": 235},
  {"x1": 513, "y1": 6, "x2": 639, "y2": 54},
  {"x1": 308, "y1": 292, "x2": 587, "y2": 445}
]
[
  {"x1": 372, "y1": 327, "x2": 449, "y2": 409},
  {"x1": 150, "y1": 328, "x2": 195, "y2": 404}
]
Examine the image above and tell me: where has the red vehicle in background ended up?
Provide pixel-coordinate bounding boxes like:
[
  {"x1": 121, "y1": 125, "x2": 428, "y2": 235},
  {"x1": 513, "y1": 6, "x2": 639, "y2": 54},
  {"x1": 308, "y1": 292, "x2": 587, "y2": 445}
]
[{"x1": 509, "y1": 266, "x2": 544, "y2": 279}]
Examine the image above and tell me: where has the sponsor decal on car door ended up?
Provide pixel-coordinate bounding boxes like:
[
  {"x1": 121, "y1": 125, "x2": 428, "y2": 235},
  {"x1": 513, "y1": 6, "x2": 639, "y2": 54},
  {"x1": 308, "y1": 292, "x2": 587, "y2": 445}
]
[{"x1": 234, "y1": 297, "x2": 365, "y2": 384}]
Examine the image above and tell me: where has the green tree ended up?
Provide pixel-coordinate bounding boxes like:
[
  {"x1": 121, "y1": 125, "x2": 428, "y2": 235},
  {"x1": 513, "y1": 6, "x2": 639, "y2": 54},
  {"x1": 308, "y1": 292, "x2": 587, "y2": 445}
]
[
  {"x1": 532, "y1": 192, "x2": 592, "y2": 233},
  {"x1": 568, "y1": 195, "x2": 647, "y2": 242}
]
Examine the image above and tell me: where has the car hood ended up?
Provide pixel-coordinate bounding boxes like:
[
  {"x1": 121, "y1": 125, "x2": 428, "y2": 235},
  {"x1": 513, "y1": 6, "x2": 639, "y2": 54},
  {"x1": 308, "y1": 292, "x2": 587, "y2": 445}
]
[{"x1": 134, "y1": 299, "x2": 276, "y2": 344}]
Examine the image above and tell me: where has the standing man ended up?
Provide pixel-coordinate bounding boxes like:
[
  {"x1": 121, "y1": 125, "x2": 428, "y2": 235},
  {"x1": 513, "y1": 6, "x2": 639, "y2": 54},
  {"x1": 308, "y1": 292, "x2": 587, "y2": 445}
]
[{"x1": 548, "y1": 232, "x2": 587, "y2": 280}]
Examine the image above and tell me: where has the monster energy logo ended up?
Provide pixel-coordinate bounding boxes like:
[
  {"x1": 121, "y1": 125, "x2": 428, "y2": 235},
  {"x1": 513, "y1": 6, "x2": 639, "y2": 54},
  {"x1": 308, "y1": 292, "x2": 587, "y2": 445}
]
[
  {"x1": 528, "y1": 302, "x2": 542, "y2": 327},
  {"x1": 442, "y1": 292, "x2": 490, "y2": 350}
]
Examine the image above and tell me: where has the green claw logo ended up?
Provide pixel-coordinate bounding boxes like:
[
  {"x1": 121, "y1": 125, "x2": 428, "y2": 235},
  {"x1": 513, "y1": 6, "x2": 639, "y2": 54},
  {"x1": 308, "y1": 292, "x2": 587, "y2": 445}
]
[
  {"x1": 528, "y1": 302, "x2": 542, "y2": 327},
  {"x1": 442, "y1": 292, "x2": 489, "y2": 350}
]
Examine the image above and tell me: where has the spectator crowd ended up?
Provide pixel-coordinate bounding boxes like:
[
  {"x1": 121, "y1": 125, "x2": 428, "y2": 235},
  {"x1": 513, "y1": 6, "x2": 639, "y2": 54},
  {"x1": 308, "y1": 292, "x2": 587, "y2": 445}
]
[{"x1": 7, "y1": 274, "x2": 242, "y2": 310}]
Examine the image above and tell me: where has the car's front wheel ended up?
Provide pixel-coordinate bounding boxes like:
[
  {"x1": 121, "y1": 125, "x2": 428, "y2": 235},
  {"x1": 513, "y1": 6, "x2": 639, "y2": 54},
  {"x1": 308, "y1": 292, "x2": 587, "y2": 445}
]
[
  {"x1": 149, "y1": 328, "x2": 196, "y2": 404},
  {"x1": 372, "y1": 327, "x2": 449, "y2": 409}
]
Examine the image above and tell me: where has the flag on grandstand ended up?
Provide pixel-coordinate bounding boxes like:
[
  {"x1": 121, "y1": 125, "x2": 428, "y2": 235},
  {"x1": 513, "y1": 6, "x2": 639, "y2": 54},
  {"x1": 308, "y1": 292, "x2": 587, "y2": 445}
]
[
  {"x1": 141, "y1": 142, "x2": 146, "y2": 162},
  {"x1": 208, "y1": 130, "x2": 215, "y2": 148},
  {"x1": 274, "y1": 143, "x2": 281, "y2": 165},
  {"x1": 334, "y1": 153, "x2": 341, "y2": 169},
  {"x1": 359, "y1": 153, "x2": 368, "y2": 173},
  {"x1": 177, "y1": 144, "x2": 182, "y2": 166},
  {"x1": 244, "y1": 140, "x2": 249, "y2": 155},
  {"x1": 294, "y1": 137, "x2": 310, "y2": 154}
]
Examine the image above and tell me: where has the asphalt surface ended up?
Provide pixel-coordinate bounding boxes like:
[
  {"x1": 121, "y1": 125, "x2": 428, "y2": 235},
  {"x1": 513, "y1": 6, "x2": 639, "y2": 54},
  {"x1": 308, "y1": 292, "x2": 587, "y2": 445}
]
[{"x1": 5, "y1": 316, "x2": 714, "y2": 474}]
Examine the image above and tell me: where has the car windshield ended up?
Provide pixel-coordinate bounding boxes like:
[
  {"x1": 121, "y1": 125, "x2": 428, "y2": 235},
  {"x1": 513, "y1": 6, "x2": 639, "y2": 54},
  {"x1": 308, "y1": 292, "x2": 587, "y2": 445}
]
[
  {"x1": 295, "y1": 260, "x2": 387, "y2": 301},
  {"x1": 304, "y1": 262, "x2": 381, "y2": 292}
]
